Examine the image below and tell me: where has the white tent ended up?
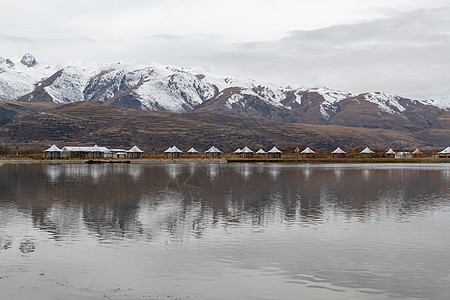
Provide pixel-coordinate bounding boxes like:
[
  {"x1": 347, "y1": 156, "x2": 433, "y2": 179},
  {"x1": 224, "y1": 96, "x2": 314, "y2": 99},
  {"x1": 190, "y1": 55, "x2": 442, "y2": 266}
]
[
  {"x1": 439, "y1": 146, "x2": 450, "y2": 154},
  {"x1": 256, "y1": 149, "x2": 267, "y2": 154},
  {"x1": 301, "y1": 147, "x2": 315, "y2": 154},
  {"x1": 233, "y1": 148, "x2": 243, "y2": 154},
  {"x1": 360, "y1": 147, "x2": 375, "y2": 154},
  {"x1": 187, "y1": 147, "x2": 199, "y2": 154},
  {"x1": 332, "y1": 147, "x2": 345, "y2": 154},
  {"x1": 412, "y1": 148, "x2": 422, "y2": 155},
  {"x1": 206, "y1": 146, "x2": 222, "y2": 153},
  {"x1": 205, "y1": 146, "x2": 222, "y2": 158},
  {"x1": 165, "y1": 146, "x2": 182, "y2": 153},
  {"x1": 44, "y1": 145, "x2": 62, "y2": 152},
  {"x1": 268, "y1": 146, "x2": 282, "y2": 153},
  {"x1": 242, "y1": 146, "x2": 253, "y2": 153},
  {"x1": 127, "y1": 145, "x2": 144, "y2": 158},
  {"x1": 386, "y1": 148, "x2": 396, "y2": 155}
]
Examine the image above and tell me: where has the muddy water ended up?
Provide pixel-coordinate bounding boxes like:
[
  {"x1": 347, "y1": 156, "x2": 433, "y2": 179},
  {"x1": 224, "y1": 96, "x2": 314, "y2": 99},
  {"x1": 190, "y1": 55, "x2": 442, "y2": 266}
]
[{"x1": 0, "y1": 163, "x2": 449, "y2": 299}]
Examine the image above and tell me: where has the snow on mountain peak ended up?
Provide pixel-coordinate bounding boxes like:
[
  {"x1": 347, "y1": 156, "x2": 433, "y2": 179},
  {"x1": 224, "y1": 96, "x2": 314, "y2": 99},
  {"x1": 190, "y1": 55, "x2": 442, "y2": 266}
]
[
  {"x1": 20, "y1": 53, "x2": 37, "y2": 67},
  {"x1": 364, "y1": 92, "x2": 406, "y2": 114}
]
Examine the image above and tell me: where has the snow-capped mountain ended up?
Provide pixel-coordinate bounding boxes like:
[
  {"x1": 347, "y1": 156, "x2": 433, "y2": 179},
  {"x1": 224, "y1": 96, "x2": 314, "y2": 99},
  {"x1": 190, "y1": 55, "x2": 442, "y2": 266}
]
[{"x1": 1, "y1": 53, "x2": 449, "y2": 133}]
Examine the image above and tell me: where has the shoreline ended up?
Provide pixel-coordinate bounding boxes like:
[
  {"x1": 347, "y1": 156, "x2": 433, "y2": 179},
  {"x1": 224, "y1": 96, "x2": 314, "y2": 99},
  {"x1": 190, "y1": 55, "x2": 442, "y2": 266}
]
[{"x1": 0, "y1": 157, "x2": 448, "y2": 164}]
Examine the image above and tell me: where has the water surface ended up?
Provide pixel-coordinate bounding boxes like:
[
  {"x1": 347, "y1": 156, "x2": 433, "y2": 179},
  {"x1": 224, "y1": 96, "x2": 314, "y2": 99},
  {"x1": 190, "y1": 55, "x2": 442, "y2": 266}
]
[{"x1": 1, "y1": 163, "x2": 449, "y2": 299}]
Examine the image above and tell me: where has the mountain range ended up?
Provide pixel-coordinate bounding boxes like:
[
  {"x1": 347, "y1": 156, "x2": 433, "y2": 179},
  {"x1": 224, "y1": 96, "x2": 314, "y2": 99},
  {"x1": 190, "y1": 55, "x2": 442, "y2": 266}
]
[{"x1": 0, "y1": 53, "x2": 449, "y2": 149}]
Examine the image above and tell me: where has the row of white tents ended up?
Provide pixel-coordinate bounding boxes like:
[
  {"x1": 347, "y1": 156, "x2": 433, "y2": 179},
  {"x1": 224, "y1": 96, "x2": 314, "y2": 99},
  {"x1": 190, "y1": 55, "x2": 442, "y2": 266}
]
[
  {"x1": 44, "y1": 145, "x2": 144, "y2": 159},
  {"x1": 165, "y1": 146, "x2": 223, "y2": 158}
]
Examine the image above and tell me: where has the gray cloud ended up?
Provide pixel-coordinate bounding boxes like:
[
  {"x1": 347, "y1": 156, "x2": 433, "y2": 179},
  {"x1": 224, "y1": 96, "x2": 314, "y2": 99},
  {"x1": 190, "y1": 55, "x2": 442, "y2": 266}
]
[
  {"x1": 1, "y1": 5, "x2": 449, "y2": 101},
  {"x1": 195, "y1": 7, "x2": 450, "y2": 100}
]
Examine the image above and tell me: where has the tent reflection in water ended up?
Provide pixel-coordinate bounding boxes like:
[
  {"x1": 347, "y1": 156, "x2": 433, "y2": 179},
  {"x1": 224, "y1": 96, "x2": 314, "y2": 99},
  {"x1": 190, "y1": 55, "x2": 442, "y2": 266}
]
[{"x1": 205, "y1": 146, "x2": 222, "y2": 158}]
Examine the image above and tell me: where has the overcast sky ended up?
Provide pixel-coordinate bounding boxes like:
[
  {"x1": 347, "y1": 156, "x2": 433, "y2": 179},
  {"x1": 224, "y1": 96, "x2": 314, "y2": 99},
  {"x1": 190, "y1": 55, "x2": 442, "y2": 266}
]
[{"x1": 1, "y1": 0, "x2": 450, "y2": 100}]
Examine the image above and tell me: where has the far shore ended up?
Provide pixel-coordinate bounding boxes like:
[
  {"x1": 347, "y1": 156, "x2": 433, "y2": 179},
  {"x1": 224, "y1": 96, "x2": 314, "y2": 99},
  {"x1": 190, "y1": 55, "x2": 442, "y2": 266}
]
[{"x1": 0, "y1": 157, "x2": 448, "y2": 164}]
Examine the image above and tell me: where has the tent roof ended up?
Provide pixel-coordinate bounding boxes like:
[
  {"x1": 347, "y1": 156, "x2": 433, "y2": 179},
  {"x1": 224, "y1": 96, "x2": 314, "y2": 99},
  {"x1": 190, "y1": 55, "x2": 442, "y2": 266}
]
[
  {"x1": 332, "y1": 147, "x2": 345, "y2": 154},
  {"x1": 412, "y1": 148, "x2": 422, "y2": 154},
  {"x1": 360, "y1": 147, "x2": 375, "y2": 154},
  {"x1": 439, "y1": 146, "x2": 450, "y2": 154},
  {"x1": 233, "y1": 148, "x2": 243, "y2": 154},
  {"x1": 128, "y1": 145, "x2": 144, "y2": 153},
  {"x1": 44, "y1": 144, "x2": 62, "y2": 152},
  {"x1": 62, "y1": 145, "x2": 110, "y2": 152},
  {"x1": 187, "y1": 147, "x2": 198, "y2": 153},
  {"x1": 206, "y1": 146, "x2": 222, "y2": 153},
  {"x1": 386, "y1": 148, "x2": 396, "y2": 154},
  {"x1": 256, "y1": 149, "x2": 266, "y2": 154},
  {"x1": 301, "y1": 147, "x2": 315, "y2": 154},
  {"x1": 242, "y1": 146, "x2": 253, "y2": 153},
  {"x1": 268, "y1": 146, "x2": 282, "y2": 153},
  {"x1": 165, "y1": 146, "x2": 182, "y2": 153}
]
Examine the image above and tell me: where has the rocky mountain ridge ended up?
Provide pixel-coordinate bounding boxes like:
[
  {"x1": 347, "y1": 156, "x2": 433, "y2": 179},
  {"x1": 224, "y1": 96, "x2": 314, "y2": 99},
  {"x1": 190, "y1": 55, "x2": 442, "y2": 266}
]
[{"x1": 1, "y1": 54, "x2": 449, "y2": 135}]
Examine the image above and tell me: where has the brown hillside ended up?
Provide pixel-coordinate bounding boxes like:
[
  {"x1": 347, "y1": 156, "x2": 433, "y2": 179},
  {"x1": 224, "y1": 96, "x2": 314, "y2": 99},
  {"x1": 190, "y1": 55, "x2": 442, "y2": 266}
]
[{"x1": 0, "y1": 101, "x2": 432, "y2": 151}]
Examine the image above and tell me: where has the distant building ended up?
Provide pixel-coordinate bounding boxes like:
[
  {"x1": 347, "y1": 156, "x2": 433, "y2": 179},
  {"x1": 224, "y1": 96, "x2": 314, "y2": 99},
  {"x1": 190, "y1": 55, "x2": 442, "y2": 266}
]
[
  {"x1": 205, "y1": 146, "x2": 222, "y2": 158},
  {"x1": 332, "y1": 147, "x2": 346, "y2": 158},
  {"x1": 61, "y1": 145, "x2": 110, "y2": 158},
  {"x1": 165, "y1": 146, "x2": 182, "y2": 158},
  {"x1": 241, "y1": 146, "x2": 254, "y2": 158},
  {"x1": 360, "y1": 147, "x2": 375, "y2": 158},
  {"x1": 127, "y1": 145, "x2": 144, "y2": 158},
  {"x1": 395, "y1": 151, "x2": 412, "y2": 159},
  {"x1": 44, "y1": 145, "x2": 62, "y2": 158},
  {"x1": 385, "y1": 148, "x2": 396, "y2": 158},
  {"x1": 301, "y1": 147, "x2": 315, "y2": 158},
  {"x1": 110, "y1": 149, "x2": 128, "y2": 158}
]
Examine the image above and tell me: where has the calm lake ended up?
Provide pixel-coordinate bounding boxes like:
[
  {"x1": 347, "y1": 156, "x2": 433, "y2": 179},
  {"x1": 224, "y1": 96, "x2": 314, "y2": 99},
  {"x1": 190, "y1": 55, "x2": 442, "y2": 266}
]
[{"x1": 0, "y1": 163, "x2": 449, "y2": 299}]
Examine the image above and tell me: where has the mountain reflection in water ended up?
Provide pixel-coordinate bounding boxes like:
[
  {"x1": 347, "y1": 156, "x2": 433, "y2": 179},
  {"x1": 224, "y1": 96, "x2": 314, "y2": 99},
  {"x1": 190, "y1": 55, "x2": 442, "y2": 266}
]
[{"x1": 0, "y1": 163, "x2": 449, "y2": 300}]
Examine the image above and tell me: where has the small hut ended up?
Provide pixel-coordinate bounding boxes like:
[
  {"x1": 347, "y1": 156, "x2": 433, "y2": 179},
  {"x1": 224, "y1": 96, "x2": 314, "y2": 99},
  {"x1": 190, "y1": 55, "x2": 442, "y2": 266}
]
[
  {"x1": 301, "y1": 147, "x2": 316, "y2": 158},
  {"x1": 332, "y1": 147, "x2": 346, "y2": 158},
  {"x1": 412, "y1": 148, "x2": 423, "y2": 157},
  {"x1": 187, "y1": 147, "x2": 199, "y2": 156},
  {"x1": 127, "y1": 145, "x2": 144, "y2": 159},
  {"x1": 255, "y1": 149, "x2": 267, "y2": 156},
  {"x1": 205, "y1": 146, "x2": 222, "y2": 158},
  {"x1": 165, "y1": 146, "x2": 182, "y2": 158},
  {"x1": 395, "y1": 151, "x2": 412, "y2": 159},
  {"x1": 438, "y1": 147, "x2": 450, "y2": 158},
  {"x1": 385, "y1": 148, "x2": 396, "y2": 158},
  {"x1": 268, "y1": 146, "x2": 282, "y2": 158},
  {"x1": 241, "y1": 146, "x2": 254, "y2": 158},
  {"x1": 360, "y1": 147, "x2": 375, "y2": 158},
  {"x1": 233, "y1": 148, "x2": 243, "y2": 156},
  {"x1": 44, "y1": 145, "x2": 62, "y2": 158}
]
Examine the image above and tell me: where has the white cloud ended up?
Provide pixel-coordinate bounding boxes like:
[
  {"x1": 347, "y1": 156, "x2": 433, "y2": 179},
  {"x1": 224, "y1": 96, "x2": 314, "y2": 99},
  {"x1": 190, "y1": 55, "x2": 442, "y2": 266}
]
[{"x1": 1, "y1": 1, "x2": 450, "y2": 101}]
